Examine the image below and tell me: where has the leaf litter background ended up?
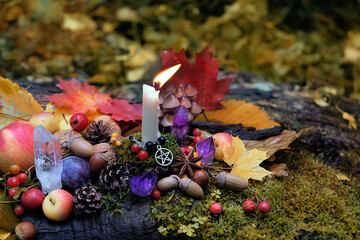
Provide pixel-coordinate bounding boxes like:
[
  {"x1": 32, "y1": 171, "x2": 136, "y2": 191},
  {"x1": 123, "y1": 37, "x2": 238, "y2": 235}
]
[{"x1": 1, "y1": 0, "x2": 360, "y2": 99}]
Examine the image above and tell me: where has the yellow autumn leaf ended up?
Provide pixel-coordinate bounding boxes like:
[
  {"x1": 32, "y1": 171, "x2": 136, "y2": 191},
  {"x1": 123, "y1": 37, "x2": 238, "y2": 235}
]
[
  {"x1": 223, "y1": 136, "x2": 246, "y2": 166},
  {"x1": 0, "y1": 230, "x2": 11, "y2": 240},
  {"x1": 195, "y1": 100, "x2": 280, "y2": 130},
  {"x1": 230, "y1": 148, "x2": 271, "y2": 182},
  {"x1": 0, "y1": 77, "x2": 43, "y2": 129},
  {"x1": 223, "y1": 136, "x2": 271, "y2": 182}
]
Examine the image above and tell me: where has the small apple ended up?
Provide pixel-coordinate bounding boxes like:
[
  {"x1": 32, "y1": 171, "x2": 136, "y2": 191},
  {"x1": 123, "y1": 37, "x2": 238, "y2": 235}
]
[
  {"x1": 70, "y1": 113, "x2": 88, "y2": 131},
  {"x1": 21, "y1": 188, "x2": 45, "y2": 210},
  {"x1": 213, "y1": 133, "x2": 233, "y2": 161},
  {"x1": 42, "y1": 189, "x2": 74, "y2": 221},
  {"x1": 29, "y1": 112, "x2": 59, "y2": 134},
  {"x1": 0, "y1": 121, "x2": 35, "y2": 173},
  {"x1": 59, "y1": 114, "x2": 73, "y2": 131}
]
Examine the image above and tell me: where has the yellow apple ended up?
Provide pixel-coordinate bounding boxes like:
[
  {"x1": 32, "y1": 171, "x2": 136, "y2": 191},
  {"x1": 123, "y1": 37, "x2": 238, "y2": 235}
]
[
  {"x1": 58, "y1": 114, "x2": 72, "y2": 131},
  {"x1": 213, "y1": 132, "x2": 233, "y2": 161},
  {"x1": 29, "y1": 112, "x2": 59, "y2": 133},
  {"x1": 42, "y1": 189, "x2": 73, "y2": 221}
]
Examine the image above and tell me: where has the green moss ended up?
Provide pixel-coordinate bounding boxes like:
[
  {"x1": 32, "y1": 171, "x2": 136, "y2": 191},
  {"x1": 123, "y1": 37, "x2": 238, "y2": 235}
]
[
  {"x1": 150, "y1": 151, "x2": 360, "y2": 239},
  {"x1": 114, "y1": 132, "x2": 179, "y2": 174}
]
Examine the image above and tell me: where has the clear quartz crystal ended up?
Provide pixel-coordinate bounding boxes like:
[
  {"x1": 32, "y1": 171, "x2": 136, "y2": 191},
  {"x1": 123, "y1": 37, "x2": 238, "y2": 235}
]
[{"x1": 34, "y1": 125, "x2": 63, "y2": 194}]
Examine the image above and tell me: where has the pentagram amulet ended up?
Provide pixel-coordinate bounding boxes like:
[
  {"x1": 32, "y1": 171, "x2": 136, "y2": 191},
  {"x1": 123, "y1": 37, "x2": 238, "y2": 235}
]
[{"x1": 155, "y1": 145, "x2": 173, "y2": 166}]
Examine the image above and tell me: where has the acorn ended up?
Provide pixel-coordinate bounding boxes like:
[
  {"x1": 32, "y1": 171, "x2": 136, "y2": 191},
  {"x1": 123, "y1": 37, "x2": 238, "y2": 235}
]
[
  {"x1": 68, "y1": 136, "x2": 94, "y2": 159},
  {"x1": 89, "y1": 153, "x2": 108, "y2": 174},
  {"x1": 156, "y1": 175, "x2": 180, "y2": 192},
  {"x1": 15, "y1": 222, "x2": 36, "y2": 240},
  {"x1": 192, "y1": 169, "x2": 209, "y2": 188},
  {"x1": 216, "y1": 172, "x2": 248, "y2": 191},
  {"x1": 179, "y1": 178, "x2": 204, "y2": 199}
]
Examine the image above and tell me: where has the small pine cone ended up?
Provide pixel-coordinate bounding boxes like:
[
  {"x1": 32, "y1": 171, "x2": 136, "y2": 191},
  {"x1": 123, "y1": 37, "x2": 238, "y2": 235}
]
[
  {"x1": 86, "y1": 120, "x2": 112, "y2": 145},
  {"x1": 99, "y1": 163, "x2": 131, "y2": 191},
  {"x1": 73, "y1": 186, "x2": 102, "y2": 214}
]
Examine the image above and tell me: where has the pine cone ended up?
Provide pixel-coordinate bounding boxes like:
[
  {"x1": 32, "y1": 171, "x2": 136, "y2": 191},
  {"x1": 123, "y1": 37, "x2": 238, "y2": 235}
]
[
  {"x1": 99, "y1": 163, "x2": 132, "y2": 191},
  {"x1": 73, "y1": 186, "x2": 102, "y2": 214},
  {"x1": 159, "y1": 83, "x2": 202, "y2": 127},
  {"x1": 85, "y1": 120, "x2": 112, "y2": 145}
]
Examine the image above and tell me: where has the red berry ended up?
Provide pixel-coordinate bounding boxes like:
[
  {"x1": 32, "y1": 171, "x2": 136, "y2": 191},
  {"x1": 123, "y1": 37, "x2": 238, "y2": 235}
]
[
  {"x1": 70, "y1": 113, "x2": 88, "y2": 131},
  {"x1": 16, "y1": 173, "x2": 28, "y2": 184},
  {"x1": 193, "y1": 128, "x2": 201, "y2": 137},
  {"x1": 7, "y1": 177, "x2": 20, "y2": 188},
  {"x1": 243, "y1": 199, "x2": 256, "y2": 212},
  {"x1": 131, "y1": 143, "x2": 141, "y2": 153},
  {"x1": 9, "y1": 164, "x2": 20, "y2": 175},
  {"x1": 193, "y1": 136, "x2": 203, "y2": 144},
  {"x1": 14, "y1": 205, "x2": 24, "y2": 216},
  {"x1": 209, "y1": 202, "x2": 222, "y2": 215},
  {"x1": 258, "y1": 201, "x2": 270, "y2": 213},
  {"x1": 138, "y1": 150, "x2": 148, "y2": 160},
  {"x1": 151, "y1": 189, "x2": 161, "y2": 199},
  {"x1": 8, "y1": 189, "x2": 18, "y2": 198}
]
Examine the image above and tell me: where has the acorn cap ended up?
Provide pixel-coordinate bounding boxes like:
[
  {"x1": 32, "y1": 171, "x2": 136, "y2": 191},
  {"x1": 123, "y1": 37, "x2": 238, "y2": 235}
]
[
  {"x1": 178, "y1": 83, "x2": 185, "y2": 89},
  {"x1": 175, "y1": 87, "x2": 185, "y2": 98},
  {"x1": 190, "y1": 101, "x2": 202, "y2": 114},
  {"x1": 188, "y1": 112, "x2": 194, "y2": 121},
  {"x1": 184, "y1": 84, "x2": 198, "y2": 98},
  {"x1": 161, "y1": 114, "x2": 174, "y2": 127},
  {"x1": 179, "y1": 96, "x2": 192, "y2": 108},
  {"x1": 163, "y1": 94, "x2": 180, "y2": 108}
]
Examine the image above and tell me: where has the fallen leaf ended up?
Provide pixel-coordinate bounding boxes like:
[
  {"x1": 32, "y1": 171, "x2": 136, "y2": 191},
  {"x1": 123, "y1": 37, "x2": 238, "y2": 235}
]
[
  {"x1": 0, "y1": 230, "x2": 11, "y2": 240},
  {"x1": 223, "y1": 136, "x2": 271, "y2": 182},
  {"x1": 0, "y1": 190, "x2": 19, "y2": 234},
  {"x1": 223, "y1": 136, "x2": 246, "y2": 166},
  {"x1": 335, "y1": 172, "x2": 350, "y2": 181},
  {"x1": 46, "y1": 78, "x2": 111, "y2": 115},
  {"x1": 0, "y1": 77, "x2": 43, "y2": 129},
  {"x1": 243, "y1": 128, "x2": 311, "y2": 159},
  {"x1": 196, "y1": 100, "x2": 280, "y2": 130},
  {"x1": 161, "y1": 46, "x2": 233, "y2": 110},
  {"x1": 268, "y1": 163, "x2": 289, "y2": 178},
  {"x1": 97, "y1": 99, "x2": 142, "y2": 122}
]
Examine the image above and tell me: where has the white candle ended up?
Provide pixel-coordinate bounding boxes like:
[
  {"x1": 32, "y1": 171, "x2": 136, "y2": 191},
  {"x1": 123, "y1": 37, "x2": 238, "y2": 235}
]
[
  {"x1": 141, "y1": 64, "x2": 181, "y2": 144},
  {"x1": 141, "y1": 84, "x2": 160, "y2": 144}
]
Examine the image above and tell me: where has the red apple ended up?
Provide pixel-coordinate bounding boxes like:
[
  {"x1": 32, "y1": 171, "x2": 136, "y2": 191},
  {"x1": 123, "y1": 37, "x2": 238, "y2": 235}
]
[
  {"x1": 42, "y1": 189, "x2": 74, "y2": 221},
  {"x1": 29, "y1": 112, "x2": 59, "y2": 134},
  {"x1": 213, "y1": 133, "x2": 233, "y2": 161},
  {"x1": 70, "y1": 113, "x2": 88, "y2": 131},
  {"x1": 0, "y1": 121, "x2": 35, "y2": 173},
  {"x1": 21, "y1": 188, "x2": 45, "y2": 210}
]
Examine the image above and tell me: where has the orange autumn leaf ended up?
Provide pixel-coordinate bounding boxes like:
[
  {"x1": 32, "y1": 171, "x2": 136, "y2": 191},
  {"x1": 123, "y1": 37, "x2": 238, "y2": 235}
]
[
  {"x1": 196, "y1": 100, "x2": 279, "y2": 130},
  {"x1": 0, "y1": 77, "x2": 43, "y2": 129},
  {"x1": 223, "y1": 136, "x2": 271, "y2": 182},
  {"x1": 46, "y1": 78, "x2": 111, "y2": 115}
]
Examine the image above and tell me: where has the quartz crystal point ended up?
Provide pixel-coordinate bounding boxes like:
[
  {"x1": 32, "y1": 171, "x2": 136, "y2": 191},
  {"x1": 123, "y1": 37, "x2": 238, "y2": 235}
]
[
  {"x1": 172, "y1": 106, "x2": 189, "y2": 146},
  {"x1": 34, "y1": 125, "x2": 63, "y2": 194}
]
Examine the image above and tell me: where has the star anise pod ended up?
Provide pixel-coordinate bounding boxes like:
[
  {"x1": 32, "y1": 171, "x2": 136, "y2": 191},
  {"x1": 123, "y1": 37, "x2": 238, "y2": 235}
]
[{"x1": 171, "y1": 148, "x2": 202, "y2": 177}]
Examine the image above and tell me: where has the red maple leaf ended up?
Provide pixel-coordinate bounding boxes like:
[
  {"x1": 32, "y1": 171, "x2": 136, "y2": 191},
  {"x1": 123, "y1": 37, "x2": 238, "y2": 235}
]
[
  {"x1": 46, "y1": 78, "x2": 111, "y2": 114},
  {"x1": 161, "y1": 46, "x2": 233, "y2": 110},
  {"x1": 97, "y1": 99, "x2": 142, "y2": 122}
]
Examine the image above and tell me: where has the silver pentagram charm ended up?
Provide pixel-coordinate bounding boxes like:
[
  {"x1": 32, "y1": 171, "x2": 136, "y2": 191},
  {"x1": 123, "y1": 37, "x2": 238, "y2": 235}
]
[{"x1": 155, "y1": 145, "x2": 173, "y2": 166}]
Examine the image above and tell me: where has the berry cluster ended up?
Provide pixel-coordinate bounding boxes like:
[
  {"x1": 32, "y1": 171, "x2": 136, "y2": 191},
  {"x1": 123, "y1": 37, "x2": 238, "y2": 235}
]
[
  {"x1": 243, "y1": 199, "x2": 270, "y2": 213},
  {"x1": 192, "y1": 128, "x2": 203, "y2": 144},
  {"x1": 110, "y1": 132, "x2": 122, "y2": 147},
  {"x1": 129, "y1": 135, "x2": 167, "y2": 161},
  {"x1": 4, "y1": 164, "x2": 32, "y2": 216}
]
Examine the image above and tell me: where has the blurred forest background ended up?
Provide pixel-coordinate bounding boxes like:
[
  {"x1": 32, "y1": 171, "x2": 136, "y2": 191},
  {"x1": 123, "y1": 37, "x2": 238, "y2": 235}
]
[{"x1": 1, "y1": 0, "x2": 360, "y2": 98}]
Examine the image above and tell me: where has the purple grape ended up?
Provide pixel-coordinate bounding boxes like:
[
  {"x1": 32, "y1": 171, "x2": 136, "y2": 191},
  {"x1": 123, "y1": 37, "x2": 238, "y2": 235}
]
[{"x1": 61, "y1": 156, "x2": 91, "y2": 190}]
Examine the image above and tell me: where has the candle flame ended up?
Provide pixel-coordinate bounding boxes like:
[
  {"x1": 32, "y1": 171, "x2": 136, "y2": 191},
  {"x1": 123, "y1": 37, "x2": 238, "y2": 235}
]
[{"x1": 153, "y1": 64, "x2": 181, "y2": 90}]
